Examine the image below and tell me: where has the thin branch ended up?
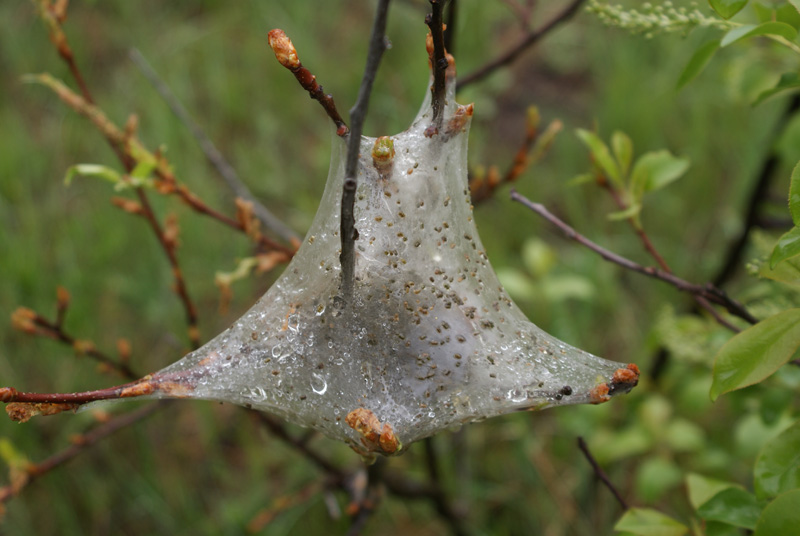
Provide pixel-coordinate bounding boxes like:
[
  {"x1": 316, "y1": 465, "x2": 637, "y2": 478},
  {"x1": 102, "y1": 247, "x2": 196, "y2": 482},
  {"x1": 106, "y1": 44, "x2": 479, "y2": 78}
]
[
  {"x1": 458, "y1": 0, "x2": 586, "y2": 90},
  {"x1": 444, "y1": 0, "x2": 458, "y2": 56},
  {"x1": 426, "y1": 0, "x2": 448, "y2": 132},
  {"x1": 510, "y1": 191, "x2": 758, "y2": 325},
  {"x1": 424, "y1": 437, "x2": 470, "y2": 536},
  {"x1": 267, "y1": 29, "x2": 349, "y2": 137},
  {"x1": 11, "y1": 303, "x2": 138, "y2": 380},
  {"x1": 714, "y1": 94, "x2": 800, "y2": 287},
  {"x1": 601, "y1": 183, "x2": 743, "y2": 333},
  {"x1": 340, "y1": 0, "x2": 393, "y2": 301},
  {"x1": 0, "y1": 402, "x2": 166, "y2": 505},
  {"x1": 577, "y1": 436, "x2": 629, "y2": 511},
  {"x1": 128, "y1": 48, "x2": 299, "y2": 245}
]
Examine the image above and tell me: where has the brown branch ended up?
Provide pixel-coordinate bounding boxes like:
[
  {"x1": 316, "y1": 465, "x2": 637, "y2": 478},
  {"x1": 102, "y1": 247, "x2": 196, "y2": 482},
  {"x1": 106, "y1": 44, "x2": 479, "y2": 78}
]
[
  {"x1": 129, "y1": 48, "x2": 300, "y2": 245},
  {"x1": 267, "y1": 29, "x2": 349, "y2": 137},
  {"x1": 458, "y1": 0, "x2": 587, "y2": 90},
  {"x1": 577, "y1": 437, "x2": 629, "y2": 510},
  {"x1": 510, "y1": 191, "x2": 759, "y2": 325},
  {"x1": 423, "y1": 437, "x2": 470, "y2": 536},
  {"x1": 0, "y1": 401, "x2": 166, "y2": 505},
  {"x1": 341, "y1": 0, "x2": 393, "y2": 301},
  {"x1": 426, "y1": 0, "x2": 448, "y2": 133},
  {"x1": 11, "y1": 301, "x2": 138, "y2": 380},
  {"x1": 601, "y1": 183, "x2": 745, "y2": 333},
  {"x1": 471, "y1": 111, "x2": 561, "y2": 204}
]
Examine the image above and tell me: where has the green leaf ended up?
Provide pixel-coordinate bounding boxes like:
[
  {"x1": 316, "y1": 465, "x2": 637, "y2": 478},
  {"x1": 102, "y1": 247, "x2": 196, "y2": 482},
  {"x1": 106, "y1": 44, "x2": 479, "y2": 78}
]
[
  {"x1": 130, "y1": 158, "x2": 157, "y2": 179},
  {"x1": 576, "y1": 129, "x2": 623, "y2": 189},
  {"x1": 753, "y1": 72, "x2": 800, "y2": 107},
  {"x1": 636, "y1": 457, "x2": 683, "y2": 503},
  {"x1": 754, "y1": 2, "x2": 800, "y2": 28},
  {"x1": 790, "y1": 159, "x2": 800, "y2": 226},
  {"x1": 759, "y1": 251, "x2": 800, "y2": 288},
  {"x1": 630, "y1": 150, "x2": 690, "y2": 198},
  {"x1": 64, "y1": 163, "x2": 122, "y2": 187},
  {"x1": 696, "y1": 488, "x2": 761, "y2": 529},
  {"x1": 686, "y1": 473, "x2": 740, "y2": 511},
  {"x1": 614, "y1": 508, "x2": 688, "y2": 536},
  {"x1": 754, "y1": 489, "x2": 800, "y2": 536},
  {"x1": 708, "y1": 0, "x2": 749, "y2": 19},
  {"x1": 769, "y1": 226, "x2": 800, "y2": 269},
  {"x1": 608, "y1": 203, "x2": 642, "y2": 221},
  {"x1": 612, "y1": 130, "x2": 634, "y2": 177},
  {"x1": 754, "y1": 420, "x2": 800, "y2": 500},
  {"x1": 677, "y1": 40, "x2": 721, "y2": 90},
  {"x1": 720, "y1": 22, "x2": 798, "y2": 47},
  {"x1": 568, "y1": 173, "x2": 594, "y2": 186},
  {"x1": 521, "y1": 238, "x2": 557, "y2": 279},
  {"x1": 789, "y1": 1, "x2": 800, "y2": 16},
  {"x1": 710, "y1": 308, "x2": 800, "y2": 400}
]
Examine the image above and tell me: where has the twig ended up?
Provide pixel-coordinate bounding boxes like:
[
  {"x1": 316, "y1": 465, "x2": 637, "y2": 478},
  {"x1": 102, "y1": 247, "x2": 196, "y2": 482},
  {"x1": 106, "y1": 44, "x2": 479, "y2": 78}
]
[
  {"x1": 714, "y1": 94, "x2": 800, "y2": 287},
  {"x1": 444, "y1": 0, "x2": 458, "y2": 56},
  {"x1": 426, "y1": 0, "x2": 448, "y2": 132},
  {"x1": 576, "y1": 436, "x2": 628, "y2": 510},
  {"x1": 347, "y1": 461, "x2": 385, "y2": 536},
  {"x1": 267, "y1": 29, "x2": 349, "y2": 137},
  {"x1": 601, "y1": 183, "x2": 743, "y2": 333},
  {"x1": 128, "y1": 48, "x2": 299, "y2": 245},
  {"x1": 340, "y1": 0, "x2": 393, "y2": 301},
  {"x1": 510, "y1": 191, "x2": 758, "y2": 325},
  {"x1": 423, "y1": 437, "x2": 470, "y2": 536},
  {"x1": 0, "y1": 401, "x2": 166, "y2": 505},
  {"x1": 458, "y1": 0, "x2": 586, "y2": 90},
  {"x1": 11, "y1": 303, "x2": 138, "y2": 380},
  {"x1": 251, "y1": 412, "x2": 345, "y2": 481}
]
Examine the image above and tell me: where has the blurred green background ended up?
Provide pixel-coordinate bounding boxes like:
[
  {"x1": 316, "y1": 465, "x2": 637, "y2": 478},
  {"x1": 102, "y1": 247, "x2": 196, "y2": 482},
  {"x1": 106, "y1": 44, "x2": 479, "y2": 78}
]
[{"x1": 1, "y1": 1, "x2": 799, "y2": 534}]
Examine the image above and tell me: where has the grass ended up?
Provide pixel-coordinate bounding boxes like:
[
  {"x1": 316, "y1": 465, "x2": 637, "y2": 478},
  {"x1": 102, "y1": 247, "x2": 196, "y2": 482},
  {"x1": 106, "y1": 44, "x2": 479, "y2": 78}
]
[{"x1": 0, "y1": 1, "x2": 797, "y2": 534}]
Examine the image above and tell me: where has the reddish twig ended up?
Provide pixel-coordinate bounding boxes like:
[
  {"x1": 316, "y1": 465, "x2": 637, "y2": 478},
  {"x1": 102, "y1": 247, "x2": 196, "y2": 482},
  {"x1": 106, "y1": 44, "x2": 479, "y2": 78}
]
[
  {"x1": 600, "y1": 182, "x2": 745, "y2": 333},
  {"x1": 458, "y1": 0, "x2": 587, "y2": 90},
  {"x1": 510, "y1": 191, "x2": 759, "y2": 325},
  {"x1": 11, "y1": 298, "x2": 138, "y2": 380},
  {"x1": 267, "y1": 29, "x2": 349, "y2": 137},
  {"x1": 471, "y1": 112, "x2": 561, "y2": 204},
  {"x1": 0, "y1": 401, "x2": 166, "y2": 506},
  {"x1": 577, "y1": 437, "x2": 629, "y2": 510}
]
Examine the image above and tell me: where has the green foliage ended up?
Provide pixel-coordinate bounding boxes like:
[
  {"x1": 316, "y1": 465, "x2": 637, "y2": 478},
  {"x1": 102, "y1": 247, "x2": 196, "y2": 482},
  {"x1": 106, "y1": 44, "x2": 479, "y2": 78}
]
[{"x1": 614, "y1": 507, "x2": 688, "y2": 536}]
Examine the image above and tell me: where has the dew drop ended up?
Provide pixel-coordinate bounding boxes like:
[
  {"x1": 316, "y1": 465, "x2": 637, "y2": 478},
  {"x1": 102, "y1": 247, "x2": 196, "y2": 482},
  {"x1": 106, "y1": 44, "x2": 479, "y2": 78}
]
[
  {"x1": 311, "y1": 373, "x2": 328, "y2": 395},
  {"x1": 507, "y1": 388, "x2": 527, "y2": 403}
]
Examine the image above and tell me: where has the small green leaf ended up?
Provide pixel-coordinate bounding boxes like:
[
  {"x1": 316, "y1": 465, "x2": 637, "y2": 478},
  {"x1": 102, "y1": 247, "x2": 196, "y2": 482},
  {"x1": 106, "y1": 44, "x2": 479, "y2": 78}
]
[
  {"x1": 759, "y1": 251, "x2": 800, "y2": 288},
  {"x1": 576, "y1": 129, "x2": 623, "y2": 189},
  {"x1": 696, "y1": 488, "x2": 761, "y2": 529},
  {"x1": 521, "y1": 238, "x2": 557, "y2": 279},
  {"x1": 708, "y1": 0, "x2": 749, "y2": 19},
  {"x1": 630, "y1": 150, "x2": 690, "y2": 198},
  {"x1": 64, "y1": 164, "x2": 122, "y2": 186},
  {"x1": 753, "y1": 72, "x2": 800, "y2": 107},
  {"x1": 686, "y1": 473, "x2": 740, "y2": 511},
  {"x1": 754, "y1": 490, "x2": 800, "y2": 536},
  {"x1": 677, "y1": 40, "x2": 721, "y2": 90},
  {"x1": 720, "y1": 22, "x2": 798, "y2": 47},
  {"x1": 614, "y1": 508, "x2": 688, "y2": 536},
  {"x1": 612, "y1": 130, "x2": 634, "y2": 177},
  {"x1": 769, "y1": 226, "x2": 800, "y2": 269},
  {"x1": 608, "y1": 203, "x2": 642, "y2": 221},
  {"x1": 754, "y1": 420, "x2": 800, "y2": 500},
  {"x1": 130, "y1": 159, "x2": 157, "y2": 179},
  {"x1": 789, "y1": 1, "x2": 800, "y2": 15},
  {"x1": 790, "y1": 159, "x2": 800, "y2": 226},
  {"x1": 710, "y1": 308, "x2": 800, "y2": 400},
  {"x1": 568, "y1": 173, "x2": 594, "y2": 186}
]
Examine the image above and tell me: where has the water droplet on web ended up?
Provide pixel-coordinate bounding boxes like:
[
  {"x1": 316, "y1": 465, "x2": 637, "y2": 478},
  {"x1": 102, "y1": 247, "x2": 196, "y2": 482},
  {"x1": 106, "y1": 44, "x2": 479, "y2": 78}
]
[
  {"x1": 311, "y1": 373, "x2": 327, "y2": 395},
  {"x1": 508, "y1": 388, "x2": 527, "y2": 403},
  {"x1": 271, "y1": 344, "x2": 284, "y2": 358}
]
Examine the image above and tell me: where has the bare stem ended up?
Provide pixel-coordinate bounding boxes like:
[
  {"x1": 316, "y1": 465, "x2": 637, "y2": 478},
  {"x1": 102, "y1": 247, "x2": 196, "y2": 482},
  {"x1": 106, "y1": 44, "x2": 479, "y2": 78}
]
[
  {"x1": 423, "y1": 437, "x2": 470, "y2": 536},
  {"x1": 577, "y1": 437, "x2": 629, "y2": 510},
  {"x1": 458, "y1": 0, "x2": 586, "y2": 90},
  {"x1": 426, "y1": 0, "x2": 448, "y2": 132},
  {"x1": 510, "y1": 191, "x2": 758, "y2": 325},
  {"x1": 340, "y1": 0, "x2": 392, "y2": 300},
  {"x1": 0, "y1": 402, "x2": 166, "y2": 505},
  {"x1": 129, "y1": 48, "x2": 299, "y2": 245}
]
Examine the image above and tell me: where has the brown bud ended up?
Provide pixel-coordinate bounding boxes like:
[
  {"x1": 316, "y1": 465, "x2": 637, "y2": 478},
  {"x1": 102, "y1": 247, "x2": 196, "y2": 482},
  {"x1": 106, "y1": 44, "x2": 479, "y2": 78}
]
[{"x1": 268, "y1": 29, "x2": 300, "y2": 69}]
